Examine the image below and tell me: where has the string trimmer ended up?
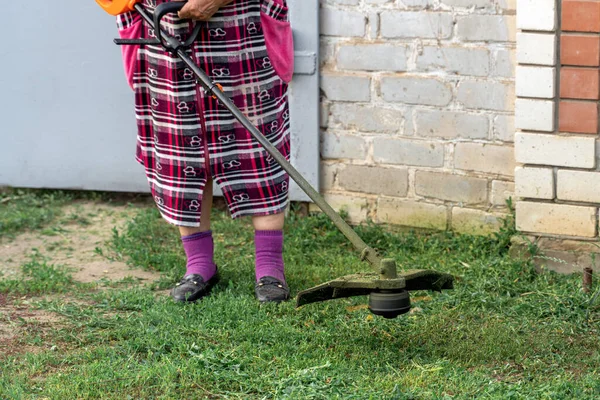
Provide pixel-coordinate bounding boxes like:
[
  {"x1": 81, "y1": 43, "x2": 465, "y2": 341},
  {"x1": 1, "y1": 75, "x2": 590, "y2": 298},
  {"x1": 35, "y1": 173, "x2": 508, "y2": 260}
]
[{"x1": 96, "y1": 0, "x2": 454, "y2": 319}]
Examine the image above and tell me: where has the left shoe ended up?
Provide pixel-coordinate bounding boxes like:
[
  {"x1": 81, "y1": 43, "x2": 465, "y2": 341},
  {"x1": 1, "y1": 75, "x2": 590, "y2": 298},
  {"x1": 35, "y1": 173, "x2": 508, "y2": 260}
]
[
  {"x1": 170, "y1": 271, "x2": 220, "y2": 303},
  {"x1": 255, "y1": 276, "x2": 290, "y2": 303}
]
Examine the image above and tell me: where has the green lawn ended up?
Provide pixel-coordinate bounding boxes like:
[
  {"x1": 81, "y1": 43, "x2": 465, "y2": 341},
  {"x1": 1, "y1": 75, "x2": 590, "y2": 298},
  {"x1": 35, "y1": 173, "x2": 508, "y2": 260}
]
[{"x1": 1, "y1": 189, "x2": 599, "y2": 399}]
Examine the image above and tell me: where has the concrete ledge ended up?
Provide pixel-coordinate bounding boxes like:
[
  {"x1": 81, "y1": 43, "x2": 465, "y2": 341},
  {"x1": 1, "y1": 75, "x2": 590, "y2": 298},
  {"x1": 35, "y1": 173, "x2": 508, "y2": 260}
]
[{"x1": 510, "y1": 235, "x2": 600, "y2": 274}]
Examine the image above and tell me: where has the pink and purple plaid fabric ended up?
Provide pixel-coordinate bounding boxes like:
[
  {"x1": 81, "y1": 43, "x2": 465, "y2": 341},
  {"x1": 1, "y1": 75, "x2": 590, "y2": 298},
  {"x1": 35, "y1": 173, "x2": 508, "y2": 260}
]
[{"x1": 116, "y1": 0, "x2": 292, "y2": 227}]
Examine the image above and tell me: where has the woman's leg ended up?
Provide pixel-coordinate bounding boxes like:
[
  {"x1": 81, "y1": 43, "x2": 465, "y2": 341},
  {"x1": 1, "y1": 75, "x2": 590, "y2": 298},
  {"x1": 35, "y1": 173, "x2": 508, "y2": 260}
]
[
  {"x1": 179, "y1": 177, "x2": 213, "y2": 236},
  {"x1": 252, "y1": 212, "x2": 286, "y2": 280},
  {"x1": 171, "y1": 178, "x2": 218, "y2": 302},
  {"x1": 252, "y1": 212, "x2": 288, "y2": 302},
  {"x1": 252, "y1": 212, "x2": 284, "y2": 231}
]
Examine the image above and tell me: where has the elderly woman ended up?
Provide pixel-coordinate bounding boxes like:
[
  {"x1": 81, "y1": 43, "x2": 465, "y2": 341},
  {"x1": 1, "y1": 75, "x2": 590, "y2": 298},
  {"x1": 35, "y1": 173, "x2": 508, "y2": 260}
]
[{"x1": 116, "y1": 0, "x2": 294, "y2": 303}]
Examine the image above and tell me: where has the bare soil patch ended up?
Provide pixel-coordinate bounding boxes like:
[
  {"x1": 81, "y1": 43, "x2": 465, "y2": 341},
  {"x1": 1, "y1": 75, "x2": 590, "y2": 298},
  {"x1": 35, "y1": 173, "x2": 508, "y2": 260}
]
[
  {"x1": 0, "y1": 294, "x2": 65, "y2": 359},
  {"x1": 0, "y1": 201, "x2": 161, "y2": 285}
]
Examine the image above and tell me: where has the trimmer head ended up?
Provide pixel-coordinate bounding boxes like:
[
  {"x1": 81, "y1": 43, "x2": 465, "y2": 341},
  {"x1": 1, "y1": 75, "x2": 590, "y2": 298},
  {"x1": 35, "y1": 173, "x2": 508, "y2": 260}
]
[
  {"x1": 369, "y1": 291, "x2": 411, "y2": 319},
  {"x1": 296, "y1": 259, "x2": 454, "y2": 319}
]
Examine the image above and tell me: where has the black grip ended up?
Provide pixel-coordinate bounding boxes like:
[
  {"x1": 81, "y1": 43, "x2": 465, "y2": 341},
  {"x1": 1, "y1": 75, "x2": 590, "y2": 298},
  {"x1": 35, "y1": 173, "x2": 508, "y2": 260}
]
[
  {"x1": 153, "y1": 2, "x2": 186, "y2": 50},
  {"x1": 153, "y1": 1, "x2": 186, "y2": 30},
  {"x1": 153, "y1": 1, "x2": 201, "y2": 52}
]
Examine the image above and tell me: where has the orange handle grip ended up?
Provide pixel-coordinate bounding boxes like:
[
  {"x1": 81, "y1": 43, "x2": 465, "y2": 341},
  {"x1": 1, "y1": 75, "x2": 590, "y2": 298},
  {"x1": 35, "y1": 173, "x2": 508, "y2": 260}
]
[{"x1": 95, "y1": 0, "x2": 140, "y2": 16}]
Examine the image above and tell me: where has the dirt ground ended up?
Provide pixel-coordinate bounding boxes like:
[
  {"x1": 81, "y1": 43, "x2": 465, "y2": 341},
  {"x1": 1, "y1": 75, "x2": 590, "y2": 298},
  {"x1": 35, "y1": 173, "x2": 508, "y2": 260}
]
[
  {"x1": 0, "y1": 201, "x2": 165, "y2": 359},
  {"x1": 0, "y1": 201, "x2": 161, "y2": 284},
  {"x1": 0, "y1": 292, "x2": 65, "y2": 357}
]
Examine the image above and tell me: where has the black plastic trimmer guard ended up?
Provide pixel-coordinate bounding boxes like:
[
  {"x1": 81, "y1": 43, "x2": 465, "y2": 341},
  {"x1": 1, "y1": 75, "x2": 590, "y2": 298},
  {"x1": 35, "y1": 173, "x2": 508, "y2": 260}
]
[{"x1": 296, "y1": 269, "x2": 454, "y2": 308}]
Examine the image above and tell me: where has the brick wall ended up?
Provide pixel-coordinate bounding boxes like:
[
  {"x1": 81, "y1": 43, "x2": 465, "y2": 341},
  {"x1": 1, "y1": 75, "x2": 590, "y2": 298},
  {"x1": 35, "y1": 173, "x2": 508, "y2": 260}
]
[
  {"x1": 515, "y1": 0, "x2": 600, "y2": 240},
  {"x1": 317, "y1": 0, "x2": 516, "y2": 234},
  {"x1": 509, "y1": 0, "x2": 600, "y2": 273}
]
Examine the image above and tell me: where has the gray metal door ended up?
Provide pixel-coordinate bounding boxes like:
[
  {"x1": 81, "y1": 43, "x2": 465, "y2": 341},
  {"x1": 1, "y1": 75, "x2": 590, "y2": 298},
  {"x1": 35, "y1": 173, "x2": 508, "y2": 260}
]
[{"x1": 0, "y1": 1, "x2": 319, "y2": 202}]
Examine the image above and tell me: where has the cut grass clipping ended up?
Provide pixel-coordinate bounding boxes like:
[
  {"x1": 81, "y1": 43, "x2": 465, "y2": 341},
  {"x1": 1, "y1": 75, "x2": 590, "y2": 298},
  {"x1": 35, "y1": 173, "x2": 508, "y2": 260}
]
[{"x1": 1, "y1": 191, "x2": 599, "y2": 399}]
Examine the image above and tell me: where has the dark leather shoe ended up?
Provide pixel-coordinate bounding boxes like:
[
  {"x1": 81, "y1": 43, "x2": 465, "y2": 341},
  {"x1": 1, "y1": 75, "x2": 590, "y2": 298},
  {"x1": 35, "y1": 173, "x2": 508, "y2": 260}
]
[
  {"x1": 171, "y1": 271, "x2": 219, "y2": 303},
  {"x1": 255, "y1": 276, "x2": 290, "y2": 303}
]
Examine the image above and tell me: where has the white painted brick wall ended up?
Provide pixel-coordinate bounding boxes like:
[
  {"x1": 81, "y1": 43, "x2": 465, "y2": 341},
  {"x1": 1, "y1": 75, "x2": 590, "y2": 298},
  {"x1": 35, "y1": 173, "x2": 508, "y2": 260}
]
[
  {"x1": 338, "y1": 165, "x2": 409, "y2": 197},
  {"x1": 329, "y1": 103, "x2": 402, "y2": 133},
  {"x1": 415, "y1": 171, "x2": 488, "y2": 204},
  {"x1": 491, "y1": 180, "x2": 515, "y2": 206},
  {"x1": 442, "y1": 0, "x2": 493, "y2": 8},
  {"x1": 516, "y1": 33, "x2": 556, "y2": 66},
  {"x1": 557, "y1": 170, "x2": 600, "y2": 203},
  {"x1": 372, "y1": 138, "x2": 445, "y2": 167},
  {"x1": 454, "y1": 143, "x2": 516, "y2": 176},
  {"x1": 515, "y1": 66, "x2": 555, "y2": 98},
  {"x1": 493, "y1": 115, "x2": 515, "y2": 142},
  {"x1": 381, "y1": 77, "x2": 453, "y2": 106},
  {"x1": 456, "y1": 15, "x2": 517, "y2": 42},
  {"x1": 376, "y1": 199, "x2": 448, "y2": 230},
  {"x1": 415, "y1": 46, "x2": 490, "y2": 77},
  {"x1": 457, "y1": 80, "x2": 515, "y2": 111},
  {"x1": 321, "y1": 132, "x2": 368, "y2": 160},
  {"x1": 515, "y1": 133, "x2": 596, "y2": 168},
  {"x1": 514, "y1": 166, "x2": 554, "y2": 199},
  {"x1": 452, "y1": 208, "x2": 506, "y2": 235},
  {"x1": 318, "y1": 0, "x2": 517, "y2": 233},
  {"x1": 514, "y1": 99, "x2": 555, "y2": 132},
  {"x1": 321, "y1": 193, "x2": 370, "y2": 224},
  {"x1": 337, "y1": 45, "x2": 408, "y2": 72},
  {"x1": 516, "y1": 0, "x2": 556, "y2": 31},
  {"x1": 320, "y1": 8, "x2": 366, "y2": 37},
  {"x1": 380, "y1": 12, "x2": 453, "y2": 39},
  {"x1": 415, "y1": 111, "x2": 489, "y2": 139},
  {"x1": 516, "y1": 202, "x2": 597, "y2": 238},
  {"x1": 497, "y1": 0, "x2": 517, "y2": 11},
  {"x1": 321, "y1": 74, "x2": 371, "y2": 102},
  {"x1": 511, "y1": 0, "x2": 600, "y2": 247},
  {"x1": 493, "y1": 49, "x2": 517, "y2": 78}
]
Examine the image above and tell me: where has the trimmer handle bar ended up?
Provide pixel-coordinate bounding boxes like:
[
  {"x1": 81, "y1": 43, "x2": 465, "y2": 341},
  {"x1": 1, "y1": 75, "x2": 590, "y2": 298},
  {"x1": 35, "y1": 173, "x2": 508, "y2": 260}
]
[{"x1": 105, "y1": 1, "x2": 201, "y2": 54}]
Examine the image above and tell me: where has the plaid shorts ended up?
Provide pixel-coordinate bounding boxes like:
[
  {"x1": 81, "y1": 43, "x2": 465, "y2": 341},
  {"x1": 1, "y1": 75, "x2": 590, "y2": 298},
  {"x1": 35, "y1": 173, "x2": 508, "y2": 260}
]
[{"x1": 116, "y1": 0, "x2": 292, "y2": 226}]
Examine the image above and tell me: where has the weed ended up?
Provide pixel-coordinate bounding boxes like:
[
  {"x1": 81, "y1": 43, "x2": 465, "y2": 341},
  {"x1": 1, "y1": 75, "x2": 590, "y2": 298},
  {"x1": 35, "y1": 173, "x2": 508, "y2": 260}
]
[{"x1": 0, "y1": 258, "x2": 75, "y2": 295}]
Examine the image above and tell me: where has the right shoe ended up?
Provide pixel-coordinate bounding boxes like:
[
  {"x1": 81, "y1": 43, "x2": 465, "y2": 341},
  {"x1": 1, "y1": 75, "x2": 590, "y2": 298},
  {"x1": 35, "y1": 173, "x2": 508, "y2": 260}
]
[
  {"x1": 170, "y1": 269, "x2": 219, "y2": 303},
  {"x1": 254, "y1": 276, "x2": 290, "y2": 303}
]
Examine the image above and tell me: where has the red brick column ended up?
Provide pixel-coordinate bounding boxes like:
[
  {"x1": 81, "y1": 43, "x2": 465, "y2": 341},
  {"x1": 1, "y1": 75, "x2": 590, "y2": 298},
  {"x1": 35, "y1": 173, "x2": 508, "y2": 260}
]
[{"x1": 559, "y1": 0, "x2": 600, "y2": 134}]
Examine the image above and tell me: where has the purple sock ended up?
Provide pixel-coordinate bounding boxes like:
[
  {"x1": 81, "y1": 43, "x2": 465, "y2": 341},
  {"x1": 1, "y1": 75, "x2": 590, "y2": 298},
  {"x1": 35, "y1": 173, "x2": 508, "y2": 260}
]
[
  {"x1": 182, "y1": 230, "x2": 216, "y2": 281},
  {"x1": 255, "y1": 230, "x2": 286, "y2": 283}
]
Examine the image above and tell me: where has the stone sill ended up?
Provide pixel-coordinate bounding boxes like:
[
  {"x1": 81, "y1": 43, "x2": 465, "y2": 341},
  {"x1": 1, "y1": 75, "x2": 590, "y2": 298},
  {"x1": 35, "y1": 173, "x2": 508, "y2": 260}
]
[{"x1": 510, "y1": 235, "x2": 600, "y2": 274}]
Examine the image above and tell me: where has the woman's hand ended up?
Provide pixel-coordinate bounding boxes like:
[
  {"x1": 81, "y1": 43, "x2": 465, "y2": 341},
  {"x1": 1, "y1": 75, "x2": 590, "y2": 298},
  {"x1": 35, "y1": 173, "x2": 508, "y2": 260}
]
[{"x1": 178, "y1": 0, "x2": 233, "y2": 21}]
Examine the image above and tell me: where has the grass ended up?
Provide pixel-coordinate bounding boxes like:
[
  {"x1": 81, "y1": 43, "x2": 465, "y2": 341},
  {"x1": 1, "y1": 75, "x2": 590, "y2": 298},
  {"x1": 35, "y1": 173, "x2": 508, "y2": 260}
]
[
  {"x1": 1, "y1": 191, "x2": 600, "y2": 399},
  {"x1": 0, "y1": 189, "x2": 73, "y2": 239},
  {"x1": 0, "y1": 256, "x2": 74, "y2": 295},
  {"x1": 0, "y1": 188, "x2": 148, "y2": 239}
]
